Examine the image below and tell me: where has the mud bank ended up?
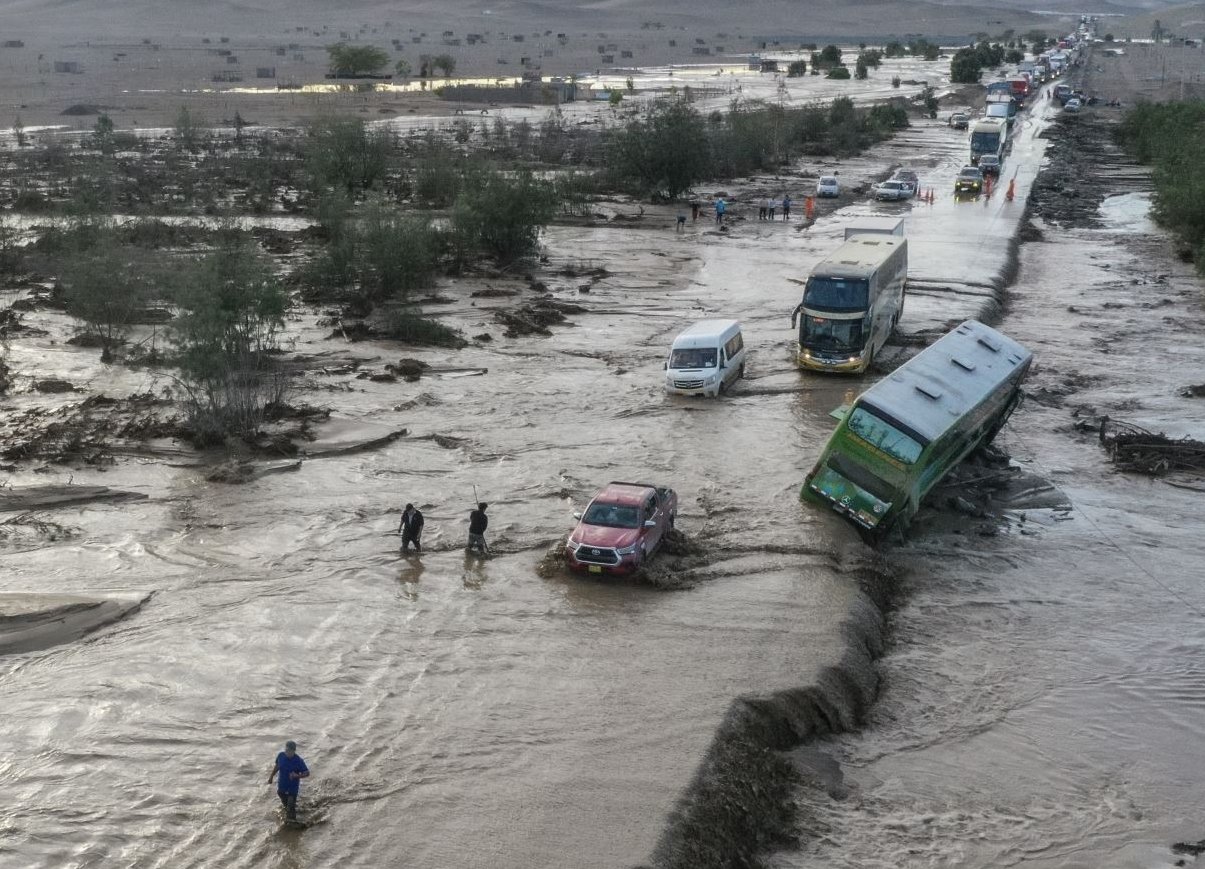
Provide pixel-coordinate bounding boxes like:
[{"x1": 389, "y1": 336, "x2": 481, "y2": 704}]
[
  {"x1": 0, "y1": 593, "x2": 151, "y2": 655},
  {"x1": 647, "y1": 553, "x2": 893, "y2": 868}
]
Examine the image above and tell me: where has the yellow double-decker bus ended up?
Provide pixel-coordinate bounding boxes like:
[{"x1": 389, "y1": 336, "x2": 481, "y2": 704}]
[{"x1": 793, "y1": 235, "x2": 908, "y2": 374}]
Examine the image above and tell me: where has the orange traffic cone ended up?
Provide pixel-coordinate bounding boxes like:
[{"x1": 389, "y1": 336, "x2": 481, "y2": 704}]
[{"x1": 1006, "y1": 178, "x2": 1016, "y2": 201}]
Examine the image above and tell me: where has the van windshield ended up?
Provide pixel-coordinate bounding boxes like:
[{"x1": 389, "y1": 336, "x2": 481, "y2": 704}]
[
  {"x1": 669, "y1": 348, "x2": 717, "y2": 369},
  {"x1": 802, "y1": 316, "x2": 864, "y2": 353},
  {"x1": 804, "y1": 277, "x2": 869, "y2": 311},
  {"x1": 582, "y1": 503, "x2": 641, "y2": 529},
  {"x1": 846, "y1": 406, "x2": 924, "y2": 464}
]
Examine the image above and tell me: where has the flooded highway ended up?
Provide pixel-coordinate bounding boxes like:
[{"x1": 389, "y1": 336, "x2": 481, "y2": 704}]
[{"x1": 4, "y1": 60, "x2": 1205, "y2": 869}]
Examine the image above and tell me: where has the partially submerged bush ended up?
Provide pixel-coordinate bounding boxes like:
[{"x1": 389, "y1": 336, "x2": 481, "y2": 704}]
[
  {"x1": 169, "y1": 236, "x2": 291, "y2": 444},
  {"x1": 380, "y1": 310, "x2": 466, "y2": 347},
  {"x1": 451, "y1": 168, "x2": 558, "y2": 264}
]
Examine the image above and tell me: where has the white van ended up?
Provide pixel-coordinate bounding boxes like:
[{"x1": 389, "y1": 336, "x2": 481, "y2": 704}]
[{"x1": 664, "y1": 319, "x2": 746, "y2": 397}]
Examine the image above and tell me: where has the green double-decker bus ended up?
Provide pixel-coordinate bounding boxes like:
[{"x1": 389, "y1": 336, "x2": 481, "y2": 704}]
[{"x1": 803, "y1": 320, "x2": 1032, "y2": 540}]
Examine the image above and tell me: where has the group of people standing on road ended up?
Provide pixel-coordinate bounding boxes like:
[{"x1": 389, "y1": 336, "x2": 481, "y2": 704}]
[
  {"x1": 679, "y1": 195, "x2": 797, "y2": 229},
  {"x1": 398, "y1": 502, "x2": 490, "y2": 556},
  {"x1": 756, "y1": 195, "x2": 792, "y2": 221}
]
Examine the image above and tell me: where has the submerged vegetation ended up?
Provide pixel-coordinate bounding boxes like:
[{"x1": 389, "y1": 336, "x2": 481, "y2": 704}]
[
  {"x1": 1, "y1": 85, "x2": 920, "y2": 448},
  {"x1": 1117, "y1": 101, "x2": 1205, "y2": 276}
]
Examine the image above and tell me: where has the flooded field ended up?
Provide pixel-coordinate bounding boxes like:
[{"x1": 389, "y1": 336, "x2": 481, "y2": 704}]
[{"x1": 3, "y1": 52, "x2": 1205, "y2": 869}]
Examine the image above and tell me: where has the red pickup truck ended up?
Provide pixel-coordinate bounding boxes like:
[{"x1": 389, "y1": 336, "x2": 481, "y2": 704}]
[{"x1": 565, "y1": 482, "x2": 678, "y2": 575}]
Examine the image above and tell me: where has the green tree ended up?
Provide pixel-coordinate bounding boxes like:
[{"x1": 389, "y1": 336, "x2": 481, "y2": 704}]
[
  {"x1": 91, "y1": 113, "x2": 116, "y2": 153},
  {"x1": 826, "y1": 66, "x2": 851, "y2": 79},
  {"x1": 61, "y1": 233, "x2": 151, "y2": 363},
  {"x1": 326, "y1": 42, "x2": 390, "y2": 77},
  {"x1": 395, "y1": 58, "x2": 412, "y2": 77},
  {"x1": 607, "y1": 98, "x2": 710, "y2": 199},
  {"x1": 855, "y1": 57, "x2": 869, "y2": 79},
  {"x1": 786, "y1": 59, "x2": 807, "y2": 77},
  {"x1": 174, "y1": 106, "x2": 203, "y2": 151},
  {"x1": 170, "y1": 237, "x2": 290, "y2": 444},
  {"x1": 950, "y1": 48, "x2": 983, "y2": 83},
  {"x1": 451, "y1": 168, "x2": 558, "y2": 264},
  {"x1": 356, "y1": 199, "x2": 438, "y2": 298},
  {"x1": 304, "y1": 116, "x2": 393, "y2": 194},
  {"x1": 432, "y1": 53, "x2": 456, "y2": 76},
  {"x1": 1005, "y1": 49, "x2": 1024, "y2": 64},
  {"x1": 818, "y1": 44, "x2": 842, "y2": 67},
  {"x1": 884, "y1": 41, "x2": 905, "y2": 58},
  {"x1": 609, "y1": 89, "x2": 623, "y2": 107}
]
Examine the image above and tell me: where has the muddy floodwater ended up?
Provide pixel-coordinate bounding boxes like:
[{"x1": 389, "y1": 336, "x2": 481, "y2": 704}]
[{"x1": 4, "y1": 65, "x2": 1205, "y2": 869}]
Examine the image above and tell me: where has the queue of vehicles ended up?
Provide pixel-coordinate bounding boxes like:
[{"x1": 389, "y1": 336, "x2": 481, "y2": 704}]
[{"x1": 577, "y1": 53, "x2": 1063, "y2": 567}]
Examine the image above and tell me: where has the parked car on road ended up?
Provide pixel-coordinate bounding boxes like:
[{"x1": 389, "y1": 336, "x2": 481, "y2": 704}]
[
  {"x1": 954, "y1": 166, "x2": 984, "y2": 196},
  {"x1": 816, "y1": 176, "x2": 840, "y2": 198},
  {"x1": 949, "y1": 112, "x2": 969, "y2": 130},
  {"x1": 565, "y1": 482, "x2": 678, "y2": 575},
  {"x1": 978, "y1": 154, "x2": 1002, "y2": 177},
  {"x1": 874, "y1": 180, "x2": 913, "y2": 201}
]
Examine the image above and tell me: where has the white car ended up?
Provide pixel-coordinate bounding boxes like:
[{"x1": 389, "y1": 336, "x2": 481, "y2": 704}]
[
  {"x1": 1064, "y1": 98, "x2": 1082, "y2": 113},
  {"x1": 873, "y1": 180, "x2": 912, "y2": 201},
  {"x1": 816, "y1": 176, "x2": 840, "y2": 198}
]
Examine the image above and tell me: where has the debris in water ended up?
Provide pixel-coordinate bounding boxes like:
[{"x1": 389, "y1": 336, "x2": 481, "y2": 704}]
[
  {"x1": 1099, "y1": 417, "x2": 1205, "y2": 476},
  {"x1": 33, "y1": 379, "x2": 76, "y2": 394},
  {"x1": 389, "y1": 358, "x2": 428, "y2": 382},
  {"x1": 1180, "y1": 384, "x2": 1205, "y2": 398}
]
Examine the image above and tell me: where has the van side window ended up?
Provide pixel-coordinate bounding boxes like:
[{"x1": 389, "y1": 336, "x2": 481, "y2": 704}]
[{"x1": 724, "y1": 333, "x2": 743, "y2": 360}]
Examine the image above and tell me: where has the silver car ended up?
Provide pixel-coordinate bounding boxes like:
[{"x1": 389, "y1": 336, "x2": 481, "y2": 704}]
[
  {"x1": 816, "y1": 176, "x2": 840, "y2": 198},
  {"x1": 874, "y1": 180, "x2": 912, "y2": 201}
]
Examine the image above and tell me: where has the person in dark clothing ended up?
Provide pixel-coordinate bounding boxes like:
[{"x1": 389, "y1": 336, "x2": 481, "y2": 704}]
[
  {"x1": 467, "y1": 502, "x2": 489, "y2": 554},
  {"x1": 399, "y1": 503, "x2": 424, "y2": 553},
  {"x1": 268, "y1": 740, "x2": 309, "y2": 821}
]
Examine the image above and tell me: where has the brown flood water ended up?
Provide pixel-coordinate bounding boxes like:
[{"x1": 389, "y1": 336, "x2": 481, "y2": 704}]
[{"x1": 5, "y1": 75, "x2": 1203, "y2": 869}]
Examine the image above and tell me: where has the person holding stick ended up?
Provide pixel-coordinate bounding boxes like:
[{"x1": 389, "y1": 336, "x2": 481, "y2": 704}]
[{"x1": 467, "y1": 502, "x2": 489, "y2": 555}]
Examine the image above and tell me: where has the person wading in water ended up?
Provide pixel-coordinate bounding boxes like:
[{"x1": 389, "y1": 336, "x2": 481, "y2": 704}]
[
  {"x1": 399, "y1": 503, "x2": 424, "y2": 553},
  {"x1": 268, "y1": 740, "x2": 309, "y2": 822},
  {"x1": 467, "y1": 502, "x2": 489, "y2": 555}
]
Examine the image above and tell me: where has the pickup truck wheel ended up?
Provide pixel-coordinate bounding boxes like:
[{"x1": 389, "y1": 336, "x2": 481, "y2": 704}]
[{"x1": 669, "y1": 512, "x2": 676, "y2": 529}]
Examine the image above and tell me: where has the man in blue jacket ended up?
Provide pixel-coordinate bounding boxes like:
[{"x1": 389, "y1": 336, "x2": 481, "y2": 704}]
[{"x1": 268, "y1": 740, "x2": 309, "y2": 821}]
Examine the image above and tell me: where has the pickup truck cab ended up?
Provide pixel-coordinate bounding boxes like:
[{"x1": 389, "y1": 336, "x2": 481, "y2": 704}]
[{"x1": 565, "y1": 482, "x2": 678, "y2": 575}]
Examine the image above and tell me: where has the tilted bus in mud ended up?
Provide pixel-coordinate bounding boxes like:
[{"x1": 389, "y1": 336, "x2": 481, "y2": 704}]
[
  {"x1": 793, "y1": 235, "x2": 907, "y2": 374},
  {"x1": 803, "y1": 320, "x2": 1032, "y2": 540}
]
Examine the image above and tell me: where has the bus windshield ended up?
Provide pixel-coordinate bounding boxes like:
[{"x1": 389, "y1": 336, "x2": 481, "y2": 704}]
[
  {"x1": 802, "y1": 316, "x2": 865, "y2": 353},
  {"x1": 803, "y1": 277, "x2": 869, "y2": 311},
  {"x1": 846, "y1": 406, "x2": 925, "y2": 464},
  {"x1": 971, "y1": 132, "x2": 1001, "y2": 154},
  {"x1": 669, "y1": 348, "x2": 717, "y2": 369}
]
